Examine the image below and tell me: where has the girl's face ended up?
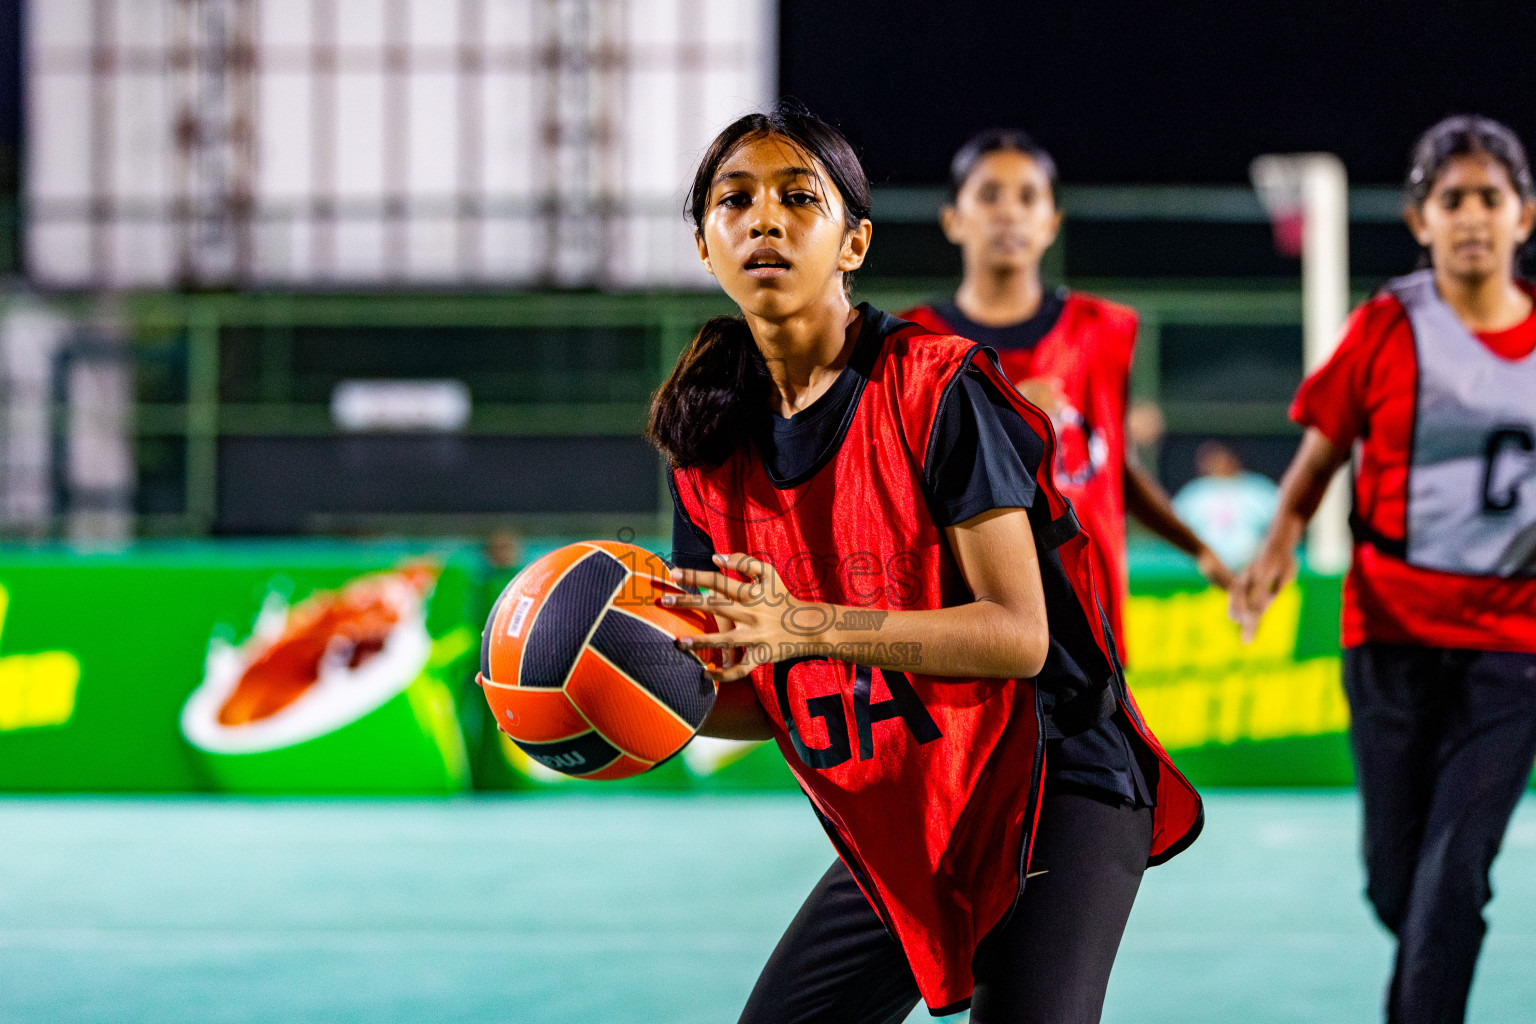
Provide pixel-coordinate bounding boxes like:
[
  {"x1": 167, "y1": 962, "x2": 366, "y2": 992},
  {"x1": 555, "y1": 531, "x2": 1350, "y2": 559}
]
[
  {"x1": 695, "y1": 134, "x2": 870, "y2": 322},
  {"x1": 1406, "y1": 152, "x2": 1535, "y2": 283},
  {"x1": 942, "y1": 150, "x2": 1062, "y2": 274}
]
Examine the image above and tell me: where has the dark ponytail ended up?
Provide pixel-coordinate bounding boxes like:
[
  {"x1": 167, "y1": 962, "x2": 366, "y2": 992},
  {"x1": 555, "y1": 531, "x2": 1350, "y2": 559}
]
[
  {"x1": 647, "y1": 315, "x2": 769, "y2": 468},
  {"x1": 647, "y1": 102, "x2": 870, "y2": 468}
]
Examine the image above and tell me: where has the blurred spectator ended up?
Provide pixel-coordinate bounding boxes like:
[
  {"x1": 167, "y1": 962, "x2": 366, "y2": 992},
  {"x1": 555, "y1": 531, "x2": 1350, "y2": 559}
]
[
  {"x1": 1125, "y1": 399, "x2": 1166, "y2": 470},
  {"x1": 1126, "y1": 399, "x2": 1166, "y2": 450},
  {"x1": 485, "y1": 530, "x2": 523, "y2": 570},
  {"x1": 1172, "y1": 441, "x2": 1279, "y2": 570}
]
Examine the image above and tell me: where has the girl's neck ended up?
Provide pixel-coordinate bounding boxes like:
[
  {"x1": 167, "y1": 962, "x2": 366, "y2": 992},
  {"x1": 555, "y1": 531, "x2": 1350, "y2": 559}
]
[
  {"x1": 1437, "y1": 266, "x2": 1533, "y2": 333},
  {"x1": 954, "y1": 264, "x2": 1044, "y2": 327},
  {"x1": 746, "y1": 291, "x2": 860, "y2": 417}
]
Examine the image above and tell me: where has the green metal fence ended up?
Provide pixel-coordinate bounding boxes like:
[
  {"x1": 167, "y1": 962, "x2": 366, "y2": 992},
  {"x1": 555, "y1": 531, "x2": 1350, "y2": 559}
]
[
  {"x1": 6, "y1": 281, "x2": 1319, "y2": 539},
  {"x1": 119, "y1": 291, "x2": 739, "y2": 536}
]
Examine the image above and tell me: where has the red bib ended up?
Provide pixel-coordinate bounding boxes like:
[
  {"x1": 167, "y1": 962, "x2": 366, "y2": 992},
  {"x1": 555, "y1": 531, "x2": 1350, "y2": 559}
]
[
  {"x1": 901, "y1": 295, "x2": 1137, "y2": 654},
  {"x1": 673, "y1": 319, "x2": 1200, "y2": 1013}
]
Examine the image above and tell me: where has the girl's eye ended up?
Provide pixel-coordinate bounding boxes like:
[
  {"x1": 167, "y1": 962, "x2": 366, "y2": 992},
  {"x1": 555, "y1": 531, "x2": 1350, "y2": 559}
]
[
  {"x1": 786, "y1": 191, "x2": 817, "y2": 205},
  {"x1": 718, "y1": 192, "x2": 749, "y2": 208}
]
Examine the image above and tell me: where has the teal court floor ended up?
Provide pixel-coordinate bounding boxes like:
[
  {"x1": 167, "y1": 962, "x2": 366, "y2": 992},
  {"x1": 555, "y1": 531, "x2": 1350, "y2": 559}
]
[{"x1": 0, "y1": 792, "x2": 1533, "y2": 1023}]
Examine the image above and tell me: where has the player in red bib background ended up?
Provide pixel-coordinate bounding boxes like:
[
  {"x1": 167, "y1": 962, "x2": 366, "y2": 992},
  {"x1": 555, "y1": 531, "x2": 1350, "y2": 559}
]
[
  {"x1": 648, "y1": 104, "x2": 1201, "y2": 1023},
  {"x1": 1235, "y1": 115, "x2": 1536, "y2": 1024},
  {"x1": 901, "y1": 130, "x2": 1235, "y2": 653}
]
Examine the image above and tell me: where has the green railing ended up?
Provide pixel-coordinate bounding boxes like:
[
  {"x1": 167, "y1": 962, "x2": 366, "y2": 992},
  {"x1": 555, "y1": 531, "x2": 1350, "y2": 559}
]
[
  {"x1": 120, "y1": 291, "x2": 740, "y2": 536},
  {"x1": 5, "y1": 282, "x2": 1322, "y2": 538}
]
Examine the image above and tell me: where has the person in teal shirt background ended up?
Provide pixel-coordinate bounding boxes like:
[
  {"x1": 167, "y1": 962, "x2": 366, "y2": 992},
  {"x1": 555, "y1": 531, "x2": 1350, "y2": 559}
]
[{"x1": 1173, "y1": 441, "x2": 1280, "y2": 570}]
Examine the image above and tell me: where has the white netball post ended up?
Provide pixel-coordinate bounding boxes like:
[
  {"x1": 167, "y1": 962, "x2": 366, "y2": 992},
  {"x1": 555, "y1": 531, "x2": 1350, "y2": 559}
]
[{"x1": 1251, "y1": 153, "x2": 1352, "y2": 574}]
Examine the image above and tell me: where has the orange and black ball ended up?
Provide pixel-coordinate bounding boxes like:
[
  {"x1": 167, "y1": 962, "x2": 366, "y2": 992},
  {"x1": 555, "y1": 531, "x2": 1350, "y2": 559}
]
[{"x1": 479, "y1": 541, "x2": 717, "y2": 780}]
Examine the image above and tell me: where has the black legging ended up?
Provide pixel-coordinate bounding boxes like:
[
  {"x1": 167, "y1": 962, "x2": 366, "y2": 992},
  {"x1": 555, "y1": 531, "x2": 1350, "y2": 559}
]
[{"x1": 737, "y1": 790, "x2": 1153, "y2": 1024}]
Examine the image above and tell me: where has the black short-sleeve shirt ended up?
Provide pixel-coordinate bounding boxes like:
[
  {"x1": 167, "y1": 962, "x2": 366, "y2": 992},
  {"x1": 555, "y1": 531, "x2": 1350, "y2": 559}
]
[{"x1": 930, "y1": 288, "x2": 1066, "y2": 354}]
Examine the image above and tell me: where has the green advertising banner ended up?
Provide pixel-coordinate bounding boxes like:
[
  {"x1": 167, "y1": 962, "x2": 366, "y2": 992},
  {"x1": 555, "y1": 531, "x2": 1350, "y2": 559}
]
[
  {"x1": 0, "y1": 544, "x2": 481, "y2": 794},
  {"x1": 0, "y1": 540, "x2": 1356, "y2": 794},
  {"x1": 1122, "y1": 571, "x2": 1352, "y2": 788}
]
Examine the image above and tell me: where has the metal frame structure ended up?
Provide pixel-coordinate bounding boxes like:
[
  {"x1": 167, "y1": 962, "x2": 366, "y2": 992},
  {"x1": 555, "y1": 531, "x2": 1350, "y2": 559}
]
[{"x1": 171, "y1": 0, "x2": 258, "y2": 287}]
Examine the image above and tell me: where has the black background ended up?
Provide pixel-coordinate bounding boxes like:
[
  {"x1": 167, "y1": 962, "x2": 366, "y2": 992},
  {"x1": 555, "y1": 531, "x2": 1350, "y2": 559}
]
[
  {"x1": 780, "y1": 0, "x2": 1536, "y2": 185},
  {"x1": 4, "y1": 3, "x2": 1532, "y2": 190}
]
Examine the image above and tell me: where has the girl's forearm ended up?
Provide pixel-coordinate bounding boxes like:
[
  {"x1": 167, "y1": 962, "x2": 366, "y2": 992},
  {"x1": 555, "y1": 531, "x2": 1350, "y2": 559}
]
[
  {"x1": 673, "y1": 511, "x2": 1050, "y2": 685},
  {"x1": 694, "y1": 596, "x2": 1046, "y2": 740},
  {"x1": 1257, "y1": 429, "x2": 1347, "y2": 558},
  {"x1": 773, "y1": 597, "x2": 1048, "y2": 681}
]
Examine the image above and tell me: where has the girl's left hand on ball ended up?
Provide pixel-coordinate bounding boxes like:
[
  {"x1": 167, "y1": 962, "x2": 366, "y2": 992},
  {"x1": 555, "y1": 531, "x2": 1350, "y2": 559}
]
[{"x1": 660, "y1": 553, "x2": 829, "y2": 683}]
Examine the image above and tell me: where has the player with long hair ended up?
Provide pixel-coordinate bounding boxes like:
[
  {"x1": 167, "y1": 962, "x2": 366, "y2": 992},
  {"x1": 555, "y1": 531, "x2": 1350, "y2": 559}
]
[
  {"x1": 1233, "y1": 114, "x2": 1536, "y2": 1024},
  {"x1": 648, "y1": 103, "x2": 1202, "y2": 1024},
  {"x1": 901, "y1": 129, "x2": 1236, "y2": 653}
]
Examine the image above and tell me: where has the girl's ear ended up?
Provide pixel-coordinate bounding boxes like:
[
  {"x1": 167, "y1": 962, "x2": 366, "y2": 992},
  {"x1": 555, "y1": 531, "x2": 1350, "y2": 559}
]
[
  {"x1": 695, "y1": 231, "x2": 714, "y2": 275},
  {"x1": 1515, "y1": 198, "x2": 1536, "y2": 245},
  {"x1": 939, "y1": 204, "x2": 961, "y2": 245},
  {"x1": 1403, "y1": 203, "x2": 1433, "y2": 247},
  {"x1": 839, "y1": 219, "x2": 873, "y2": 272},
  {"x1": 1045, "y1": 207, "x2": 1064, "y2": 248}
]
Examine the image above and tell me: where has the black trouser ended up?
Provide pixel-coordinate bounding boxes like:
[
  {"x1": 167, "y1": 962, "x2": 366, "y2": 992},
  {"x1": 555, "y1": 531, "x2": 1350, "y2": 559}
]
[
  {"x1": 737, "y1": 791, "x2": 1153, "y2": 1024},
  {"x1": 1343, "y1": 643, "x2": 1536, "y2": 1024}
]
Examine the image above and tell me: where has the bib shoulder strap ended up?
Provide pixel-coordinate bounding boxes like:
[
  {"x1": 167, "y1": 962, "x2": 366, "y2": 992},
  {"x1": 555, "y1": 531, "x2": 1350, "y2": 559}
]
[
  {"x1": 1384, "y1": 268, "x2": 1438, "y2": 311},
  {"x1": 1033, "y1": 501, "x2": 1082, "y2": 552}
]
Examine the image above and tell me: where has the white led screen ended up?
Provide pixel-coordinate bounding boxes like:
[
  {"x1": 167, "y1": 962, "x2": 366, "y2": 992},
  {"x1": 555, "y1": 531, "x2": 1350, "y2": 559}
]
[{"x1": 25, "y1": 0, "x2": 776, "y2": 289}]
